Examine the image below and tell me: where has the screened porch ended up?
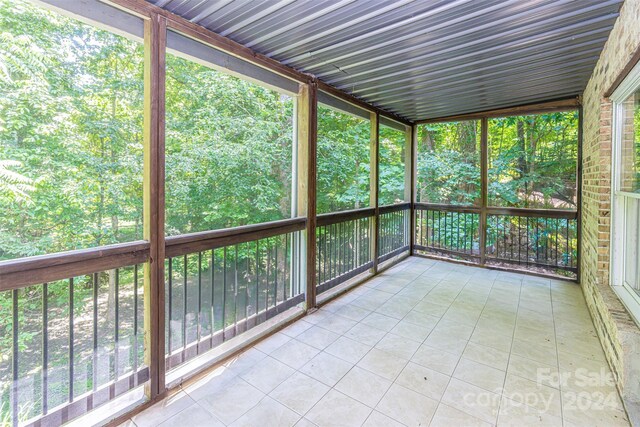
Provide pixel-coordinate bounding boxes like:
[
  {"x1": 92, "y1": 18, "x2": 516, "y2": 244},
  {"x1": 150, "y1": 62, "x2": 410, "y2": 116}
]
[{"x1": 1, "y1": 0, "x2": 639, "y2": 426}]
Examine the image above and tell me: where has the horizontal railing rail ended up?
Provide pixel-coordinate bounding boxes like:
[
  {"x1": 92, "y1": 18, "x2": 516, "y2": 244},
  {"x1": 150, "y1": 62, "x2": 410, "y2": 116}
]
[
  {"x1": 165, "y1": 217, "x2": 306, "y2": 257},
  {"x1": 316, "y1": 207, "x2": 375, "y2": 227},
  {"x1": 414, "y1": 202, "x2": 480, "y2": 214},
  {"x1": 379, "y1": 202, "x2": 411, "y2": 214},
  {"x1": 415, "y1": 202, "x2": 577, "y2": 219},
  {"x1": 0, "y1": 241, "x2": 150, "y2": 291}
]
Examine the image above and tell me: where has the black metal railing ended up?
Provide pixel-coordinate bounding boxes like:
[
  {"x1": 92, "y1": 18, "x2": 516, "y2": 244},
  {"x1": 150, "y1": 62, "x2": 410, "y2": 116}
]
[
  {"x1": 414, "y1": 203, "x2": 578, "y2": 277},
  {"x1": 414, "y1": 204, "x2": 481, "y2": 259},
  {"x1": 316, "y1": 208, "x2": 374, "y2": 294},
  {"x1": 378, "y1": 203, "x2": 411, "y2": 264},
  {"x1": 0, "y1": 263, "x2": 149, "y2": 427},
  {"x1": 163, "y1": 219, "x2": 306, "y2": 371},
  {"x1": 485, "y1": 212, "x2": 578, "y2": 274}
]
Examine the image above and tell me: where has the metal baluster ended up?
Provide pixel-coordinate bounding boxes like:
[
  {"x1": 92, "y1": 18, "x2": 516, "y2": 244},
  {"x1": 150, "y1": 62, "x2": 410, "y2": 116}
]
[
  {"x1": 510, "y1": 217, "x2": 514, "y2": 261},
  {"x1": 234, "y1": 245, "x2": 239, "y2": 333},
  {"x1": 69, "y1": 277, "x2": 74, "y2": 401},
  {"x1": 495, "y1": 216, "x2": 499, "y2": 259},
  {"x1": 456, "y1": 212, "x2": 460, "y2": 253},
  {"x1": 42, "y1": 283, "x2": 48, "y2": 414},
  {"x1": 443, "y1": 211, "x2": 447, "y2": 250},
  {"x1": 244, "y1": 243, "x2": 250, "y2": 322},
  {"x1": 517, "y1": 217, "x2": 522, "y2": 263},
  {"x1": 285, "y1": 234, "x2": 289, "y2": 301},
  {"x1": 263, "y1": 241, "x2": 269, "y2": 314},
  {"x1": 566, "y1": 219, "x2": 570, "y2": 268},
  {"x1": 273, "y1": 240, "x2": 278, "y2": 307},
  {"x1": 255, "y1": 241, "x2": 260, "y2": 321},
  {"x1": 133, "y1": 265, "x2": 138, "y2": 380},
  {"x1": 92, "y1": 273, "x2": 98, "y2": 391},
  {"x1": 168, "y1": 259, "x2": 173, "y2": 351},
  {"x1": 222, "y1": 247, "x2": 227, "y2": 338},
  {"x1": 526, "y1": 217, "x2": 530, "y2": 266},
  {"x1": 183, "y1": 255, "x2": 188, "y2": 348},
  {"x1": 211, "y1": 249, "x2": 216, "y2": 338},
  {"x1": 554, "y1": 218, "x2": 560, "y2": 266},
  {"x1": 114, "y1": 270, "x2": 119, "y2": 380},
  {"x1": 197, "y1": 252, "x2": 202, "y2": 344},
  {"x1": 12, "y1": 288, "x2": 18, "y2": 427}
]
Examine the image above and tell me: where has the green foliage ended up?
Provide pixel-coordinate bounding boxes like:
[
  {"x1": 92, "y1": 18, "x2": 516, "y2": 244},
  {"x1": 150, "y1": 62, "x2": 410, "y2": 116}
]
[
  {"x1": 416, "y1": 112, "x2": 579, "y2": 209},
  {"x1": 317, "y1": 105, "x2": 371, "y2": 214},
  {"x1": 416, "y1": 120, "x2": 481, "y2": 205},
  {"x1": 165, "y1": 53, "x2": 294, "y2": 235},
  {"x1": 488, "y1": 112, "x2": 578, "y2": 208},
  {"x1": 378, "y1": 125, "x2": 406, "y2": 206},
  {"x1": 0, "y1": 0, "x2": 143, "y2": 260}
]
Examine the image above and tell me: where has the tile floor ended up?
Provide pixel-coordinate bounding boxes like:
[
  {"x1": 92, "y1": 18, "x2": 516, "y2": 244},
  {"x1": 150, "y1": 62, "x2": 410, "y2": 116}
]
[{"x1": 123, "y1": 257, "x2": 630, "y2": 427}]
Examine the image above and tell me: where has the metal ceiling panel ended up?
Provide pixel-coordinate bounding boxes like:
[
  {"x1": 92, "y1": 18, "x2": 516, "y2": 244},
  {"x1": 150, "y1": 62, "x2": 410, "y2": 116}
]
[{"x1": 146, "y1": 0, "x2": 624, "y2": 121}]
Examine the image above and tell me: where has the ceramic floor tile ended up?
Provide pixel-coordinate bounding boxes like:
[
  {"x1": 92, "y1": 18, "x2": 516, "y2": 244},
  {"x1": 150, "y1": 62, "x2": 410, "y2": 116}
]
[
  {"x1": 132, "y1": 392, "x2": 196, "y2": 427},
  {"x1": 389, "y1": 319, "x2": 433, "y2": 342},
  {"x1": 375, "y1": 383, "x2": 438, "y2": 427},
  {"x1": 224, "y1": 347, "x2": 268, "y2": 375},
  {"x1": 503, "y1": 374, "x2": 562, "y2": 418},
  {"x1": 157, "y1": 402, "x2": 224, "y2": 427},
  {"x1": 497, "y1": 396, "x2": 563, "y2": 427},
  {"x1": 561, "y1": 391, "x2": 630, "y2": 426},
  {"x1": 306, "y1": 390, "x2": 372, "y2": 427},
  {"x1": 253, "y1": 332, "x2": 292, "y2": 355},
  {"x1": 230, "y1": 397, "x2": 301, "y2": 427},
  {"x1": 281, "y1": 320, "x2": 314, "y2": 338},
  {"x1": 199, "y1": 377, "x2": 265, "y2": 425},
  {"x1": 463, "y1": 341, "x2": 510, "y2": 371},
  {"x1": 296, "y1": 325, "x2": 341, "y2": 350},
  {"x1": 410, "y1": 344, "x2": 460, "y2": 376},
  {"x1": 430, "y1": 403, "x2": 492, "y2": 427},
  {"x1": 507, "y1": 354, "x2": 559, "y2": 389},
  {"x1": 240, "y1": 355, "x2": 295, "y2": 393},
  {"x1": 362, "y1": 411, "x2": 405, "y2": 427},
  {"x1": 343, "y1": 322, "x2": 387, "y2": 346},
  {"x1": 270, "y1": 372, "x2": 330, "y2": 415},
  {"x1": 441, "y1": 378, "x2": 500, "y2": 424},
  {"x1": 299, "y1": 351, "x2": 353, "y2": 387},
  {"x1": 317, "y1": 313, "x2": 358, "y2": 335},
  {"x1": 335, "y1": 366, "x2": 392, "y2": 407},
  {"x1": 324, "y1": 336, "x2": 372, "y2": 364},
  {"x1": 453, "y1": 357, "x2": 506, "y2": 393},
  {"x1": 333, "y1": 304, "x2": 372, "y2": 322},
  {"x1": 357, "y1": 348, "x2": 408, "y2": 381},
  {"x1": 395, "y1": 361, "x2": 450, "y2": 401},
  {"x1": 374, "y1": 333, "x2": 421, "y2": 360},
  {"x1": 271, "y1": 338, "x2": 321, "y2": 370},
  {"x1": 360, "y1": 312, "x2": 400, "y2": 332},
  {"x1": 183, "y1": 365, "x2": 238, "y2": 401},
  {"x1": 423, "y1": 331, "x2": 468, "y2": 355}
]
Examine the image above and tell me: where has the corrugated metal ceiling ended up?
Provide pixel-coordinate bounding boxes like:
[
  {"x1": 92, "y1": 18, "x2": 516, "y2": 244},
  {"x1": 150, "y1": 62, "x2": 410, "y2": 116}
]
[{"x1": 148, "y1": 0, "x2": 623, "y2": 121}]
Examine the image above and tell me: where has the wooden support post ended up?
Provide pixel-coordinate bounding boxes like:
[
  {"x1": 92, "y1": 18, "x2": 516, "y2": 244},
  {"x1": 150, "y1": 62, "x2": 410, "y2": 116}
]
[
  {"x1": 143, "y1": 13, "x2": 166, "y2": 400},
  {"x1": 370, "y1": 112, "x2": 380, "y2": 272},
  {"x1": 297, "y1": 82, "x2": 317, "y2": 309},
  {"x1": 479, "y1": 117, "x2": 488, "y2": 265},
  {"x1": 408, "y1": 125, "x2": 417, "y2": 255}
]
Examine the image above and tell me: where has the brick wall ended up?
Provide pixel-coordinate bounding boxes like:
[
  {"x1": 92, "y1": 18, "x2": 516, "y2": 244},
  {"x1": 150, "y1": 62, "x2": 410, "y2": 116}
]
[{"x1": 581, "y1": 0, "x2": 640, "y2": 404}]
